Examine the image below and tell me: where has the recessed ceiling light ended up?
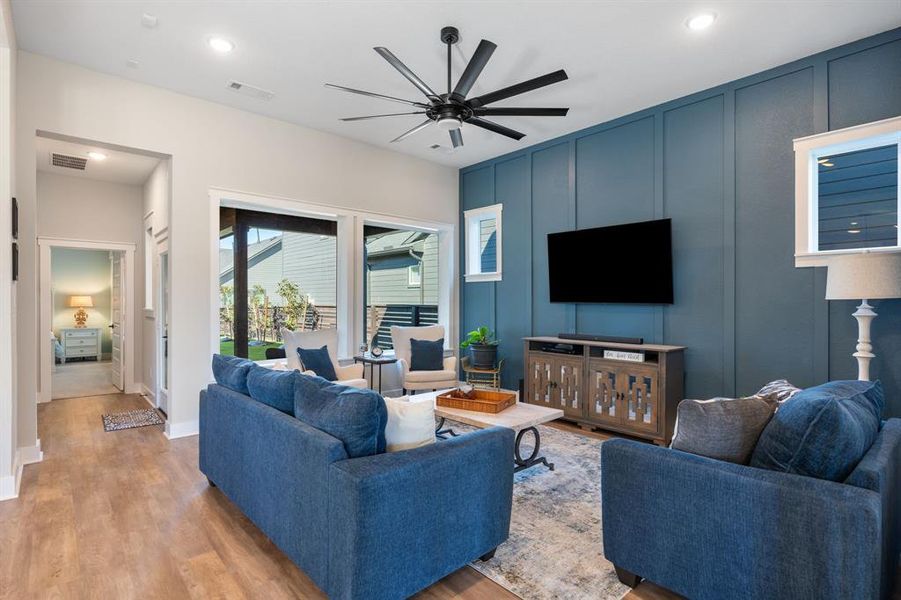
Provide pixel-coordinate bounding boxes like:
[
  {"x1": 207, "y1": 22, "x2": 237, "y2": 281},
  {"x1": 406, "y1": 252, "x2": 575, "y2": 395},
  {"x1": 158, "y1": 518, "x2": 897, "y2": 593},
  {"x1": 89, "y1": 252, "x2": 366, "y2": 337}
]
[
  {"x1": 87, "y1": 151, "x2": 107, "y2": 161},
  {"x1": 686, "y1": 13, "x2": 717, "y2": 31},
  {"x1": 141, "y1": 13, "x2": 158, "y2": 29},
  {"x1": 208, "y1": 37, "x2": 235, "y2": 53}
]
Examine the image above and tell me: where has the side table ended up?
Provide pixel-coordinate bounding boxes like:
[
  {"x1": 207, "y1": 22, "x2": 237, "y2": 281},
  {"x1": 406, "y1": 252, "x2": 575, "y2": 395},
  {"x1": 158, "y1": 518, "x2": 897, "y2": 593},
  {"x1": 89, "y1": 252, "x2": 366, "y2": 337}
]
[{"x1": 353, "y1": 354, "x2": 398, "y2": 394}]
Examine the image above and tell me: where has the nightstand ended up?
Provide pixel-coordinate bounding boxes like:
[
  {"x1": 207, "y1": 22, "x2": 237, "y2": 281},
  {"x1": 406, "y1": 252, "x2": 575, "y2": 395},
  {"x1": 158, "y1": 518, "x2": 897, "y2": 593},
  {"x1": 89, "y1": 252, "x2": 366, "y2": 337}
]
[{"x1": 60, "y1": 327, "x2": 102, "y2": 363}]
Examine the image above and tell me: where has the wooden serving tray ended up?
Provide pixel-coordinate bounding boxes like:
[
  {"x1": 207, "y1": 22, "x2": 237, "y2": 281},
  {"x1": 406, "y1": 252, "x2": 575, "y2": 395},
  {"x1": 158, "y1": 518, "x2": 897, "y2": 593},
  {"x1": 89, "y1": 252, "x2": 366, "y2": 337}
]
[{"x1": 436, "y1": 388, "x2": 517, "y2": 414}]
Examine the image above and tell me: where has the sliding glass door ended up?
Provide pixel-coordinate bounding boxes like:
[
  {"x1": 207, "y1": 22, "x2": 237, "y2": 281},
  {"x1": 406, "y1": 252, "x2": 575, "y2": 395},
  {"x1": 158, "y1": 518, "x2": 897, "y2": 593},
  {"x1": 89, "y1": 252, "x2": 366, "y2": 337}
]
[{"x1": 219, "y1": 207, "x2": 338, "y2": 360}]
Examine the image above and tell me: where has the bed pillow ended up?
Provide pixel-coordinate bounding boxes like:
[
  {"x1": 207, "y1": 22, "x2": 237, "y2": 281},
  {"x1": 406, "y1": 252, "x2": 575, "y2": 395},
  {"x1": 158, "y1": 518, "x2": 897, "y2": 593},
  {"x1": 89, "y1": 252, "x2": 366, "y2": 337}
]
[
  {"x1": 410, "y1": 337, "x2": 444, "y2": 371},
  {"x1": 296, "y1": 345, "x2": 338, "y2": 381},
  {"x1": 211, "y1": 354, "x2": 253, "y2": 395},
  {"x1": 293, "y1": 374, "x2": 388, "y2": 458},
  {"x1": 751, "y1": 380, "x2": 884, "y2": 481},
  {"x1": 246, "y1": 363, "x2": 296, "y2": 415},
  {"x1": 384, "y1": 395, "x2": 436, "y2": 452},
  {"x1": 670, "y1": 396, "x2": 776, "y2": 464}
]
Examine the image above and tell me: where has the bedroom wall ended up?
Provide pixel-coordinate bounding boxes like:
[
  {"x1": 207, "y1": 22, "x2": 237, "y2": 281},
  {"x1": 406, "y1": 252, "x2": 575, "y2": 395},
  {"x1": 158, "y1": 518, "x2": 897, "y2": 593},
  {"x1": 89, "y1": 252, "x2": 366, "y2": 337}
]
[
  {"x1": 15, "y1": 50, "x2": 458, "y2": 449},
  {"x1": 460, "y1": 28, "x2": 901, "y2": 414}
]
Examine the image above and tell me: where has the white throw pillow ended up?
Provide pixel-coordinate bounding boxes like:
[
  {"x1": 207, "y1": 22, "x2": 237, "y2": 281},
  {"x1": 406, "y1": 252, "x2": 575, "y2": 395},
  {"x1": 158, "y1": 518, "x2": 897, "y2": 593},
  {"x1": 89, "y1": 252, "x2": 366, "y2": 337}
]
[{"x1": 384, "y1": 395, "x2": 436, "y2": 452}]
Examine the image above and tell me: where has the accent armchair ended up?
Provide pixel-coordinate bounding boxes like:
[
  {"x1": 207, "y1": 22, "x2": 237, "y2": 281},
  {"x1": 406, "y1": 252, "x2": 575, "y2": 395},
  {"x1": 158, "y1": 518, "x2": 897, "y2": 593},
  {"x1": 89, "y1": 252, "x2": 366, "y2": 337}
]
[
  {"x1": 601, "y1": 418, "x2": 901, "y2": 599},
  {"x1": 280, "y1": 328, "x2": 368, "y2": 388},
  {"x1": 390, "y1": 325, "x2": 457, "y2": 394}
]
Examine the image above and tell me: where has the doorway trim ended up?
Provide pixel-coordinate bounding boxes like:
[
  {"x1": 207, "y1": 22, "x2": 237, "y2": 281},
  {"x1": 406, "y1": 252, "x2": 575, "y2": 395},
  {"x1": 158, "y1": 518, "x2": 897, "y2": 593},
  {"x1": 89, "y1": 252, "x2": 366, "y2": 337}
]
[{"x1": 38, "y1": 236, "x2": 137, "y2": 403}]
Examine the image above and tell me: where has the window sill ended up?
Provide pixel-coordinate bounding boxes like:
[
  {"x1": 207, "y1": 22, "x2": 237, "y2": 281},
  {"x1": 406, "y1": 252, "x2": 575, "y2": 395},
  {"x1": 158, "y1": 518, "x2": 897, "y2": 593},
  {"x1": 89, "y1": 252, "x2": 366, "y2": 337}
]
[
  {"x1": 795, "y1": 247, "x2": 901, "y2": 268},
  {"x1": 465, "y1": 272, "x2": 502, "y2": 283}
]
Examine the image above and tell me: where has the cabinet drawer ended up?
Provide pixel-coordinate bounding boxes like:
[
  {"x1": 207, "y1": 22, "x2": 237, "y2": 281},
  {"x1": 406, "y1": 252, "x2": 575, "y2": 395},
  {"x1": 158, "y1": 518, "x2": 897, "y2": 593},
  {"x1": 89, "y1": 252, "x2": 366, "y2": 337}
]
[
  {"x1": 65, "y1": 346, "x2": 97, "y2": 357},
  {"x1": 65, "y1": 330, "x2": 99, "y2": 339},
  {"x1": 66, "y1": 337, "x2": 97, "y2": 347}
]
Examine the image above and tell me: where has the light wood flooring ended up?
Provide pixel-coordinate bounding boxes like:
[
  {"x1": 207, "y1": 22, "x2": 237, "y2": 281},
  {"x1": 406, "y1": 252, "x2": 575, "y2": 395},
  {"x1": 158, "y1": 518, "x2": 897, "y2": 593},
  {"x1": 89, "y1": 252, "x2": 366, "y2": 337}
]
[{"x1": 0, "y1": 392, "x2": 679, "y2": 599}]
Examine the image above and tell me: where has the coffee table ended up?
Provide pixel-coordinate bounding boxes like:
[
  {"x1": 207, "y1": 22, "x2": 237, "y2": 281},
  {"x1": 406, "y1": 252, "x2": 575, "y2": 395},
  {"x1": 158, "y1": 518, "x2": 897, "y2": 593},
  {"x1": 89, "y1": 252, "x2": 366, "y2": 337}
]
[{"x1": 411, "y1": 389, "x2": 564, "y2": 473}]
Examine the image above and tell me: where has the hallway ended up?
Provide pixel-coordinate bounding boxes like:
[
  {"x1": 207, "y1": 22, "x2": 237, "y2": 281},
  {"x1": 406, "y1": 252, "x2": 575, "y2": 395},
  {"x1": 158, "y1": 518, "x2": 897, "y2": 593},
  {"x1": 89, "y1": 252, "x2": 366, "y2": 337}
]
[{"x1": 51, "y1": 360, "x2": 118, "y2": 400}]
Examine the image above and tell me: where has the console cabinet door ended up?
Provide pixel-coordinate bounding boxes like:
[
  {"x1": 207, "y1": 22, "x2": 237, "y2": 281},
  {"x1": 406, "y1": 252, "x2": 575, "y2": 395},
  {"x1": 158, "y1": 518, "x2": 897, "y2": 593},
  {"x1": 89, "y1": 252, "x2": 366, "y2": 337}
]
[
  {"x1": 555, "y1": 357, "x2": 583, "y2": 419},
  {"x1": 526, "y1": 354, "x2": 555, "y2": 408},
  {"x1": 587, "y1": 360, "x2": 620, "y2": 426},
  {"x1": 619, "y1": 366, "x2": 660, "y2": 435}
]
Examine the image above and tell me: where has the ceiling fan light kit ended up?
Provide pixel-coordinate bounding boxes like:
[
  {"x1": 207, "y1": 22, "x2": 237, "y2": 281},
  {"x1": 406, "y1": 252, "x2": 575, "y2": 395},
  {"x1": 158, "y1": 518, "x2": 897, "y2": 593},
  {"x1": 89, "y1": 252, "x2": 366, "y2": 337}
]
[{"x1": 327, "y1": 26, "x2": 569, "y2": 148}]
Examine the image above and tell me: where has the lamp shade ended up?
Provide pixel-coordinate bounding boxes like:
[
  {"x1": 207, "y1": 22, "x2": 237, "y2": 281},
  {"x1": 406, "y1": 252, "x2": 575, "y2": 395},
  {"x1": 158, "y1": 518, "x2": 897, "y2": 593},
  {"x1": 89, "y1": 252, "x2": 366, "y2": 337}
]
[
  {"x1": 825, "y1": 253, "x2": 901, "y2": 300},
  {"x1": 67, "y1": 295, "x2": 94, "y2": 308}
]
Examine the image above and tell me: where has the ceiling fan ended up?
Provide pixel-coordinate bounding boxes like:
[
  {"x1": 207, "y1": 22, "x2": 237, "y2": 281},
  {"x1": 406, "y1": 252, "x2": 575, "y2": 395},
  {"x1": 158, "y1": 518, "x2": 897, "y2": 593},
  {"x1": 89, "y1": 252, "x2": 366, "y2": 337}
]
[{"x1": 326, "y1": 26, "x2": 569, "y2": 148}]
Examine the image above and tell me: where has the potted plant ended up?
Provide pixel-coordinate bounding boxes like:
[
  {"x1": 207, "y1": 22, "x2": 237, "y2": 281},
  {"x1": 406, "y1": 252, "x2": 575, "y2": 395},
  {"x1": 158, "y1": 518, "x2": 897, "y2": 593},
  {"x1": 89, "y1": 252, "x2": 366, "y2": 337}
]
[{"x1": 460, "y1": 326, "x2": 499, "y2": 369}]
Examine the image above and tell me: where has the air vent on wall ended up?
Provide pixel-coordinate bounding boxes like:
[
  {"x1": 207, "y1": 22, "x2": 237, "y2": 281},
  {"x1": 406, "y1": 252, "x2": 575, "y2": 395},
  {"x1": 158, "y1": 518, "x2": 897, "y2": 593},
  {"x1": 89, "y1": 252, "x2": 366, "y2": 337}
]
[
  {"x1": 227, "y1": 80, "x2": 275, "y2": 101},
  {"x1": 51, "y1": 153, "x2": 88, "y2": 170}
]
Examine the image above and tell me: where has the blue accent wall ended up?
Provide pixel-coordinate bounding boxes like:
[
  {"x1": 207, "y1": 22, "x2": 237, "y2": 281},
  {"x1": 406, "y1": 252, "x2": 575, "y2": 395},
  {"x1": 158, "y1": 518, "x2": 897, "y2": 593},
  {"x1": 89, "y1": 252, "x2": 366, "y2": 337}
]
[{"x1": 460, "y1": 28, "x2": 901, "y2": 414}]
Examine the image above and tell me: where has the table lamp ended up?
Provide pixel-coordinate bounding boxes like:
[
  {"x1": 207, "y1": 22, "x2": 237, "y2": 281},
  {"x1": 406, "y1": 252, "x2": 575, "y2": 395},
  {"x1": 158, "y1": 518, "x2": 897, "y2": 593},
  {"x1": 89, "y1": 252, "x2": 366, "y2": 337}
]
[
  {"x1": 68, "y1": 295, "x2": 94, "y2": 328},
  {"x1": 825, "y1": 253, "x2": 901, "y2": 380}
]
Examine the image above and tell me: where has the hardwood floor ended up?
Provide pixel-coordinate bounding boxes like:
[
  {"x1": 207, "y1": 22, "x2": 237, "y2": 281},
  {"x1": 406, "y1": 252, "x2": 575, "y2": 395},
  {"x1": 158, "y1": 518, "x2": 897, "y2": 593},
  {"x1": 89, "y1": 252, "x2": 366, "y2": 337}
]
[{"x1": 0, "y1": 393, "x2": 676, "y2": 599}]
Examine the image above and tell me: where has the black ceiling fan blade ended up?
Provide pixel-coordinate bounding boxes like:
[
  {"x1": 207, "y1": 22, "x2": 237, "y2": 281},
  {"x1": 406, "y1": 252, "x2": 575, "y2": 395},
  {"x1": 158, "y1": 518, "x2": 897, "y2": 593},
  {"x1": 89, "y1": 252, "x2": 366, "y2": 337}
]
[
  {"x1": 325, "y1": 84, "x2": 430, "y2": 108},
  {"x1": 449, "y1": 128, "x2": 463, "y2": 148},
  {"x1": 374, "y1": 47, "x2": 442, "y2": 103},
  {"x1": 473, "y1": 107, "x2": 569, "y2": 117},
  {"x1": 449, "y1": 39, "x2": 497, "y2": 102},
  {"x1": 340, "y1": 112, "x2": 426, "y2": 122},
  {"x1": 466, "y1": 117, "x2": 525, "y2": 140},
  {"x1": 390, "y1": 119, "x2": 433, "y2": 143},
  {"x1": 467, "y1": 69, "x2": 568, "y2": 108}
]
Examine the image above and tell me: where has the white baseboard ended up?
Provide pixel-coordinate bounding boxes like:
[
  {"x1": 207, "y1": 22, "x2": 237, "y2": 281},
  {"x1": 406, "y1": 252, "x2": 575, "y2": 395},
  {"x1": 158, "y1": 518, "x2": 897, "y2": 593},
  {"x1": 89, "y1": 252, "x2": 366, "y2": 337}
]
[
  {"x1": 165, "y1": 419, "x2": 198, "y2": 439},
  {"x1": 18, "y1": 439, "x2": 43, "y2": 466},
  {"x1": 0, "y1": 464, "x2": 22, "y2": 501},
  {"x1": 1, "y1": 439, "x2": 43, "y2": 501},
  {"x1": 125, "y1": 382, "x2": 142, "y2": 395},
  {"x1": 141, "y1": 384, "x2": 156, "y2": 405}
]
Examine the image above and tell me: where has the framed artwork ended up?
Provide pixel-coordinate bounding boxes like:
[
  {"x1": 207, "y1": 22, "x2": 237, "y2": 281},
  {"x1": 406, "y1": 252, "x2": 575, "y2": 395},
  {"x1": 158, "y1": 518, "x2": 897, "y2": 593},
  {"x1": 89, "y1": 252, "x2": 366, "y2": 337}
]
[{"x1": 11, "y1": 197, "x2": 17, "y2": 239}]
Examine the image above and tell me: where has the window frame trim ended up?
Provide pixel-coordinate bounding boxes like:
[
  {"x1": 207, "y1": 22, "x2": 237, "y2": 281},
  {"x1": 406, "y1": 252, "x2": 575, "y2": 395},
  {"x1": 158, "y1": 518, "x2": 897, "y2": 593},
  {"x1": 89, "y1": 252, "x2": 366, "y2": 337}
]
[
  {"x1": 463, "y1": 203, "x2": 503, "y2": 282},
  {"x1": 794, "y1": 115, "x2": 901, "y2": 268}
]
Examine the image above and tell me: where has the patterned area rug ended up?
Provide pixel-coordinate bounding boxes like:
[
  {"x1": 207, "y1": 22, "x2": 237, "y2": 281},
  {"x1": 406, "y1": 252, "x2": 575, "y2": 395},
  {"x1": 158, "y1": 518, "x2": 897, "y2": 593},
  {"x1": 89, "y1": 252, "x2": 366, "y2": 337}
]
[
  {"x1": 102, "y1": 408, "x2": 164, "y2": 432},
  {"x1": 450, "y1": 421, "x2": 628, "y2": 600}
]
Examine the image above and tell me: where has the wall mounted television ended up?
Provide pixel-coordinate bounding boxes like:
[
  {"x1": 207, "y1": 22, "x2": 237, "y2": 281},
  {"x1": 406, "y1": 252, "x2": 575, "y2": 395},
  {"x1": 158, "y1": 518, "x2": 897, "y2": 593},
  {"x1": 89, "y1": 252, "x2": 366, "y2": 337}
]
[{"x1": 547, "y1": 218, "x2": 673, "y2": 304}]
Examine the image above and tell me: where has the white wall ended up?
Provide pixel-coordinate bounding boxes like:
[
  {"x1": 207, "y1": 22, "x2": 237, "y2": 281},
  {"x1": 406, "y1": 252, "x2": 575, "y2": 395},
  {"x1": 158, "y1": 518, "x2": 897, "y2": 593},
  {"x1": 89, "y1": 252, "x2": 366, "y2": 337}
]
[
  {"x1": 0, "y1": 0, "x2": 17, "y2": 499},
  {"x1": 15, "y1": 51, "x2": 458, "y2": 446},
  {"x1": 37, "y1": 171, "x2": 145, "y2": 373}
]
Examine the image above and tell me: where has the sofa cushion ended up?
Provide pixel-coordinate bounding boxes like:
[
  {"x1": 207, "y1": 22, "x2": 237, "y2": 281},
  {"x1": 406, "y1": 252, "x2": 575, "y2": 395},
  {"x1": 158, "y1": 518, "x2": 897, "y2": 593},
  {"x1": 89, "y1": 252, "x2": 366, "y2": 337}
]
[
  {"x1": 384, "y1": 395, "x2": 436, "y2": 452},
  {"x1": 294, "y1": 373, "x2": 388, "y2": 458},
  {"x1": 404, "y1": 369, "x2": 456, "y2": 384},
  {"x1": 753, "y1": 379, "x2": 802, "y2": 405},
  {"x1": 670, "y1": 396, "x2": 775, "y2": 464},
  {"x1": 750, "y1": 380, "x2": 884, "y2": 481},
  {"x1": 246, "y1": 363, "x2": 296, "y2": 414},
  {"x1": 410, "y1": 337, "x2": 444, "y2": 371},
  {"x1": 296, "y1": 345, "x2": 338, "y2": 381},
  {"x1": 211, "y1": 354, "x2": 253, "y2": 395}
]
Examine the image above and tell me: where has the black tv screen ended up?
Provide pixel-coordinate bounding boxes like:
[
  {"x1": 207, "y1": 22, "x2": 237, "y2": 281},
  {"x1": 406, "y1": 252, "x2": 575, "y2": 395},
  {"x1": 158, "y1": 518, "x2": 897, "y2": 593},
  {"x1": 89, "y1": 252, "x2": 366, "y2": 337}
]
[{"x1": 547, "y1": 218, "x2": 673, "y2": 304}]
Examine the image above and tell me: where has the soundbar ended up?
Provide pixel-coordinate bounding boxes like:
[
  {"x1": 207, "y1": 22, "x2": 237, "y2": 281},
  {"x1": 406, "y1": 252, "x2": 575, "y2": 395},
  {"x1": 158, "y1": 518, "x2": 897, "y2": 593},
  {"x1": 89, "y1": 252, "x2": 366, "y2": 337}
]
[{"x1": 557, "y1": 333, "x2": 644, "y2": 345}]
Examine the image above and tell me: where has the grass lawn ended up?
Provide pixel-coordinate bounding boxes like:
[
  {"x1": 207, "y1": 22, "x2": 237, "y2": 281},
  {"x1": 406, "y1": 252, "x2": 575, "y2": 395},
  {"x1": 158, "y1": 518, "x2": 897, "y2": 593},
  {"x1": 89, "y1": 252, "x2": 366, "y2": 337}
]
[{"x1": 219, "y1": 340, "x2": 283, "y2": 361}]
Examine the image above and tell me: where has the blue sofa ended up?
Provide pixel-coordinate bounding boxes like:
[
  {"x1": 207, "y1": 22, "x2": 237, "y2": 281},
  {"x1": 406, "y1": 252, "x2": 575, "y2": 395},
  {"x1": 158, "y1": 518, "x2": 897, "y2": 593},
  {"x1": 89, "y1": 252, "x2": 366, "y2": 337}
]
[
  {"x1": 199, "y1": 382, "x2": 514, "y2": 599},
  {"x1": 601, "y1": 417, "x2": 901, "y2": 599}
]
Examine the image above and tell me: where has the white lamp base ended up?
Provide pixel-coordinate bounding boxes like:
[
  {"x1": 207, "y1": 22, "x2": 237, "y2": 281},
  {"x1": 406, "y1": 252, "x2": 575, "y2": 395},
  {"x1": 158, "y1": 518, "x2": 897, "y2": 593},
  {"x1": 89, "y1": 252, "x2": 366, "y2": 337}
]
[{"x1": 851, "y1": 299, "x2": 876, "y2": 381}]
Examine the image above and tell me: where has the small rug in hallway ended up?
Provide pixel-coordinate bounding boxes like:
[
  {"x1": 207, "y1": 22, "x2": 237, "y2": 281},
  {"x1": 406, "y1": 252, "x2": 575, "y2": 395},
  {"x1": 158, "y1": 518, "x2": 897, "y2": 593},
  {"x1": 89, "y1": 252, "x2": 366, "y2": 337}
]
[
  {"x1": 451, "y1": 421, "x2": 629, "y2": 600},
  {"x1": 102, "y1": 408, "x2": 165, "y2": 432}
]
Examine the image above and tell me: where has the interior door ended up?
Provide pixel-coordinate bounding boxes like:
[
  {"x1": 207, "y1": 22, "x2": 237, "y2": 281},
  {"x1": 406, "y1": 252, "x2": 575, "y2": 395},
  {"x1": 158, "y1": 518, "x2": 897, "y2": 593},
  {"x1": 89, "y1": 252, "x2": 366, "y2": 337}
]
[
  {"x1": 157, "y1": 249, "x2": 170, "y2": 414},
  {"x1": 110, "y1": 251, "x2": 125, "y2": 391}
]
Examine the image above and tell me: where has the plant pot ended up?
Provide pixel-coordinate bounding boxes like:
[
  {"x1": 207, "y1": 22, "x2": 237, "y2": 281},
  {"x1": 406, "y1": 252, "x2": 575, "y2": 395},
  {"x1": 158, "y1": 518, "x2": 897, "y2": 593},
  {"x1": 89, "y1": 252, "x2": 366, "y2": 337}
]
[{"x1": 470, "y1": 344, "x2": 498, "y2": 369}]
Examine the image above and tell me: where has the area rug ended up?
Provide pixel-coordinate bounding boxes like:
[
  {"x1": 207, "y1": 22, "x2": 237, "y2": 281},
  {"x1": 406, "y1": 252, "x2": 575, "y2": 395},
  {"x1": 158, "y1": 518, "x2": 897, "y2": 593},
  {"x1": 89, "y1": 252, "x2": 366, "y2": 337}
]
[
  {"x1": 448, "y1": 420, "x2": 629, "y2": 600},
  {"x1": 102, "y1": 408, "x2": 165, "y2": 432}
]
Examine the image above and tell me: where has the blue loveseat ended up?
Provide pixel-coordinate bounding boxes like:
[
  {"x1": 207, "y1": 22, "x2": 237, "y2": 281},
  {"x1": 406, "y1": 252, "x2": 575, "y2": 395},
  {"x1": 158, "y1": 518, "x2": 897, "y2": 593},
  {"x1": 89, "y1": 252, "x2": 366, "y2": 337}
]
[
  {"x1": 601, "y1": 380, "x2": 901, "y2": 600},
  {"x1": 199, "y1": 374, "x2": 514, "y2": 600}
]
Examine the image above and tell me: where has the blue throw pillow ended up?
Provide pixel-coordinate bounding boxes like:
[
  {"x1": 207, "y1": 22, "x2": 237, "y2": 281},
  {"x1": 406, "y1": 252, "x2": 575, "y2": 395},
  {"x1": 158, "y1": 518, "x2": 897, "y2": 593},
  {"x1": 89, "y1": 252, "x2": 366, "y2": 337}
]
[
  {"x1": 246, "y1": 363, "x2": 295, "y2": 415},
  {"x1": 297, "y1": 345, "x2": 338, "y2": 381},
  {"x1": 293, "y1": 373, "x2": 388, "y2": 458},
  {"x1": 211, "y1": 354, "x2": 253, "y2": 395},
  {"x1": 750, "y1": 380, "x2": 884, "y2": 481},
  {"x1": 410, "y1": 337, "x2": 444, "y2": 371}
]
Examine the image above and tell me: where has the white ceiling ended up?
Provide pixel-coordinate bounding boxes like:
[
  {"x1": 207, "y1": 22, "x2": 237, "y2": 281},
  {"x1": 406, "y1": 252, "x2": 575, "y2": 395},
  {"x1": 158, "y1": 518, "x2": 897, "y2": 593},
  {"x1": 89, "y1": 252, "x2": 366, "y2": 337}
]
[
  {"x1": 12, "y1": 1, "x2": 901, "y2": 168},
  {"x1": 36, "y1": 136, "x2": 161, "y2": 185}
]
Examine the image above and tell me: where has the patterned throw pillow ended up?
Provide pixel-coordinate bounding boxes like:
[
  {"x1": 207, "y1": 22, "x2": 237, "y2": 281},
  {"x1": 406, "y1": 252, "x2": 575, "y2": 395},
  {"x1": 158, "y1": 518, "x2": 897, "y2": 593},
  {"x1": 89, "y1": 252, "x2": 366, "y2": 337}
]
[{"x1": 753, "y1": 379, "x2": 802, "y2": 405}]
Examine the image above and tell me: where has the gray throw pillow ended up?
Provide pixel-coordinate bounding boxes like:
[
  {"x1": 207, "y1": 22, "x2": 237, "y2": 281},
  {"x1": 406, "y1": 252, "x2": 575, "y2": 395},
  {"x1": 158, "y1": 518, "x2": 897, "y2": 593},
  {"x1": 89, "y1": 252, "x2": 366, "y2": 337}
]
[{"x1": 670, "y1": 396, "x2": 776, "y2": 464}]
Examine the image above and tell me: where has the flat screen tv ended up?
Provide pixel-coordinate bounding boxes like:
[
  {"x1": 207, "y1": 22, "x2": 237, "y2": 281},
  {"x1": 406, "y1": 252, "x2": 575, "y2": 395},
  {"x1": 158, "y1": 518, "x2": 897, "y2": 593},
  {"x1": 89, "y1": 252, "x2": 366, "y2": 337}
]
[{"x1": 547, "y1": 218, "x2": 673, "y2": 304}]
